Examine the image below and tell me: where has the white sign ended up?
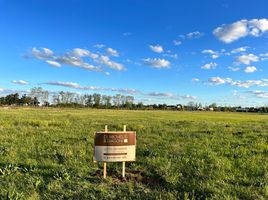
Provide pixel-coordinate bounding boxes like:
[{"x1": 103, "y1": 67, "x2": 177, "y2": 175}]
[{"x1": 94, "y1": 132, "x2": 136, "y2": 162}]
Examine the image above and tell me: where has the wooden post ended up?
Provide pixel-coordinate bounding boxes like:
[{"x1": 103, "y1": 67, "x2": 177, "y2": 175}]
[
  {"x1": 122, "y1": 125, "x2": 126, "y2": 178},
  {"x1": 103, "y1": 125, "x2": 108, "y2": 178}
]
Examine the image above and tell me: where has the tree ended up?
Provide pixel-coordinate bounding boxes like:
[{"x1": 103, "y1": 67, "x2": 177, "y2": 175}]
[
  {"x1": 84, "y1": 94, "x2": 93, "y2": 107},
  {"x1": 20, "y1": 94, "x2": 32, "y2": 105},
  {"x1": 30, "y1": 97, "x2": 40, "y2": 106},
  {"x1": 93, "y1": 93, "x2": 101, "y2": 107}
]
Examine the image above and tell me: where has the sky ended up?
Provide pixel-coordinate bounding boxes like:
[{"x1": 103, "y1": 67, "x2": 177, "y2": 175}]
[{"x1": 1, "y1": 0, "x2": 268, "y2": 106}]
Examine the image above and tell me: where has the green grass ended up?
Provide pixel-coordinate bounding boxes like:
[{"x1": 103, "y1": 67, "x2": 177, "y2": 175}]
[{"x1": 0, "y1": 108, "x2": 267, "y2": 199}]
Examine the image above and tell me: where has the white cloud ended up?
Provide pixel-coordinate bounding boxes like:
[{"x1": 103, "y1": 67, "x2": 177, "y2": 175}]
[
  {"x1": 163, "y1": 53, "x2": 178, "y2": 59},
  {"x1": 46, "y1": 81, "x2": 82, "y2": 89},
  {"x1": 244, "y1": 66, "x2": 257, "y2": 73},
  {"x1": 99, "y1": 56, "x2": 125, "y2": 71},
  {"x1": 0, "y1": 88, "x2": 29, "y2": 94},
  {"x1": 149, "y1": 44, "x2": 164, "y2": 53},
  {"x1": 211, "y1": 54, "x2": 219, "y2": 59},
  {"x1": 43, "y1": 48, "x2": 53, "y2": 56},
  {"x1": 228, "y1": 66, "x2": 240, "y2": 72},
  {"x1": 147, "y1": 92, "x2": 173, "y2": 97},
  {"x1": 72, "y1": 48, "x2": 99, "y2": 59},
  {"x1": 202, "y1": 49, "x2": 219, "y2": 59},
  {"x1": 11, "y1": 80, "x2": 29, "y2": 85},
  {"x1": 147, "y1": 92, "x2": 197, "y2": 100},
  {"x1": 248, "y1": 19, "x2": 268, "y2": 36},
  {"x1": 106, "y1": 47, "x2": 119, "y2": 57},
  {"x1": 55, "y1": 56, "x2": 101, "y2": 71},
  {"x1": 173, "y1": 40, "x2": 182, "y2": 46},
  {"x1": 260, "y1": 53, "x2": 268, "y2": 60},
  {"x1": 192, "y1": 78, "x2": 200, "y2": 82},
  {"x1": 94, "y1": 44, "x2": 105, "y2": 48},
  {"x1": 207, "y1": 77, "x2": 268, "y2": 88},
  {"x1": 30, "y1": 47, "x2": 126, "y2": 72},
  {"x1": 143, "y1": 58, "x2": 170, "y2": 68},
  {"x1": 236, "y1": 53, "x2": 259, "y2": 65},
  {"x1": 247, "y1": 90, "x2": 268, "y2": 98},
  {"x1": 260, "y1": 53, "x2": 268, "y2": 57},
  {"x1": 231, "y1": 46, "x2": 248, "y2": 54},
  {"x1": 208, "y1": 77, "x2": 232, "y2": 85},
  {"x1": 213, "y1": 18, "x2": 268, "y2": 43},
  {"x1": 186, "y1": 31, "x2": 203, "y2": 39},
  {"x1": 45, "y1": 60, "x2": 61, "y2": 67},
  {"x1": 44, "y1": 81, "x2": 139, "y2": 94},
  {"x1": 32, "y1": 47, "x2": 54, "y2": 60},
  {"x1": 201, "y1": 62, "x2": 217, "y2": 70}
]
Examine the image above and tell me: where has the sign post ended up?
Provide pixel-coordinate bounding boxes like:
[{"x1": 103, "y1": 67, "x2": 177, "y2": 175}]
[
  {"x1": 103, "y1": 125, "x2": 108, "y2": 178},
  {"x1": 122, "y1": 125, "x2": 126, "y2": 178},
  {"x1": 94, "y1": 125, "x2": 136, "y2": 179}
]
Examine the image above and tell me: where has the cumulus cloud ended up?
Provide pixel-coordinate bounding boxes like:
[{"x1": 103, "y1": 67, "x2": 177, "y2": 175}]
[
  {"x1": 99, "y1": 56, "x2": 125, "y2": 71},
  {"x1": 72, "y1": 48, "x2": 99, "y2": 59},
  {"x1": 208, "y1": 77, "x2": 232, "y2": 85},
  {"x1": 231, "y1": 46, "x2": 248, "y2": 54},
  {"x1": 186, "y1": 31, "x2": 203, "y2": 39},
  {"x1": 202, "y1": 49, "x2": 220, "y2": 59},
  {"x1": 213, "y1": 18, "x2": 268, "y2": 43},
  {"x1": 143, "y1": 58, "x2": 170, "y2": 68},
  {"x1": 260, "y1": 53, "x2": 268, "y2": 60},
  {"x1": 149, "y1": 45, "x2": 164, "y2": 53},
  {"x1": 244, "y1": 66, "x2": 257, "y2": 73},
  {"x1": 30, "y1": 47, "x2": 126, "y2": 72},
  {"x1": 201, "y1": 62, "x2": 217, "y2": 70},
  {"x1": 11, "y1": 80, "x2": 29, "y2": 85},
  {"x1": 55, "y1": 55, "x2": 101, "y2": 71},
  {"x1": 106, "y1": 47, "x2": 119, "y2": 57},
  {"x1": 228, "y1": 66, "x2": 240, "y2": 72},
  {"x1": 173, "y1": 40, "x2": 182, "y2": 46},
  {"x1": 45, "y1": 60, "x2": 61, "y2": 67},
  {"x1": 236, "y1": 53, "x2": 259, "y2": 65},
  {"x1": 32, "y1": 47, "x2": 54, "y2": 60},
  {"x1": 207, "y1": 77, "x2": 268, "y2": 88},
  {"x1": 246, "y1": 90, "x2": 268, "y2": 98},
  {"x1": 163, "y1": 53, "x2": 178, "y2": 59}
]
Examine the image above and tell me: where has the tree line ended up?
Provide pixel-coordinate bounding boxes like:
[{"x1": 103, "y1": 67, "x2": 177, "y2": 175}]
[
  {"x1": 0, "y1": 87, "x2": 136, "y2": 109},
  {"x1": 1, "y1": 87, "x2": 268, "y2": 113}
]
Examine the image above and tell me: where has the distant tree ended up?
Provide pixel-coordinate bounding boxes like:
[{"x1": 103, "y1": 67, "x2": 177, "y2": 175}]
[
  {"x1": 124, "y1": 96, "x2": 134, "y2": 109},
  {"x1": 5, "y1": 93, "x2": 20, "y2": 105},
  {"x1": 30, "y1": 97, "x2": 40, "y2": 106},
  {"x1": 20, "y1": 94, "x2": 32, "y2": 105},
  {"x1": 84, "y1": 94, "x2": 93, "y2": 107},
  {"x1": 113, "y1": 94, "x2": 122, "y2": 108},
  {"x1": 136, "y1": 102, "x2": 144, "y2": 109},
  {"x1": 93, "y1": 93, "x2": 101, "y2": 107}
]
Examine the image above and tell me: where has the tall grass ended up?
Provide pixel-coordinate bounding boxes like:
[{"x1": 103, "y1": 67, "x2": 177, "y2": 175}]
[{"x1": 0, "y1": 108, "x2": 267, "y2": 199}]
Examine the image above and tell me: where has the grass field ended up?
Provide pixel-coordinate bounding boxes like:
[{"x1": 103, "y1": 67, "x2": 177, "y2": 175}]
[{"x1": 0, "y1": 108, "x2": 267, "y2": 199}]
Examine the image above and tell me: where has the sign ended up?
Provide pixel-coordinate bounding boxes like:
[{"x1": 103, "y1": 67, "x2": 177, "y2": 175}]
[{"x1": 94, "y1": 131, "x2": 136, "y2": 162}]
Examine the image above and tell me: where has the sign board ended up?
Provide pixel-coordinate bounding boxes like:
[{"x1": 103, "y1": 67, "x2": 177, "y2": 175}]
[{"x1": 94, "y1": 131, "x2": 136, "y2": 162}]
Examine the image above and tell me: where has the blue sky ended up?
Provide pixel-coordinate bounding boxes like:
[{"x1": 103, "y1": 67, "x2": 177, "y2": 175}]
[{"x1": 1, "y1": 0, "x2": 268, "y2": 106}]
